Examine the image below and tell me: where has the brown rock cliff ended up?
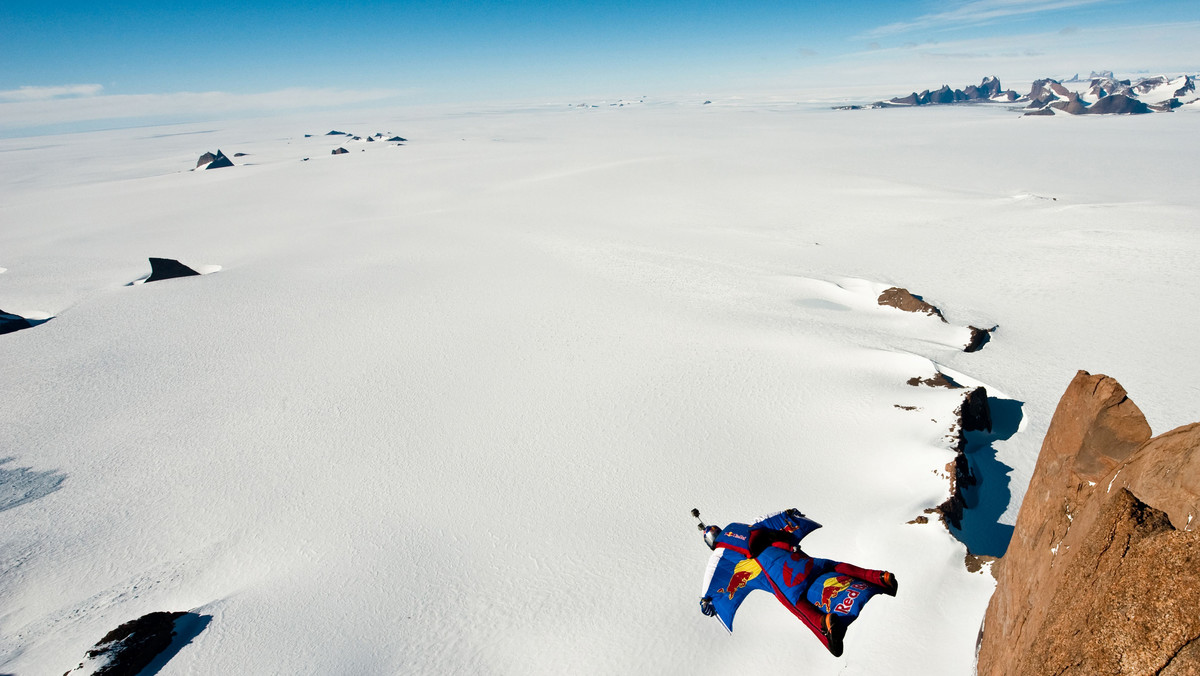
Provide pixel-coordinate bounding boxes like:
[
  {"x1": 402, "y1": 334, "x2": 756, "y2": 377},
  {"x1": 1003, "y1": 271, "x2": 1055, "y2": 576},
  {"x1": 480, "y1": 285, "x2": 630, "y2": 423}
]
[{"x1": 977, "y1": 371, "x2": 1200, "y2": 675}]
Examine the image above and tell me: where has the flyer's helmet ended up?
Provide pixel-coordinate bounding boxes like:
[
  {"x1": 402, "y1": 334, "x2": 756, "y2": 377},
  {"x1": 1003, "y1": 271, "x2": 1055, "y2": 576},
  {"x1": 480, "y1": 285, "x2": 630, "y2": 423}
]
[{"x1": 703, "y1": 525, "x2": 721, "y2": 550}]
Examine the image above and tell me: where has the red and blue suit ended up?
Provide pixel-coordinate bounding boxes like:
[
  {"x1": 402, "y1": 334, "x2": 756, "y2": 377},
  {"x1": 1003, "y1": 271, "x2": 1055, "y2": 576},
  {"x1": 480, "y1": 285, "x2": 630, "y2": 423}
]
[{"x1": 699, "y1": 509, "x2": 896, "y2": 656}]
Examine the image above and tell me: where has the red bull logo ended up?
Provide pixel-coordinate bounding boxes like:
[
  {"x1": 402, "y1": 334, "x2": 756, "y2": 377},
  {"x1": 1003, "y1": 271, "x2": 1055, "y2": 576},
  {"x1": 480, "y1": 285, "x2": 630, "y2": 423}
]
[
  {"x1": 819, "y1": 576, "x2": 872, "y2": 613},
  {"x1": 818, "y1": 576, "x2": 855, "y2": 611},
  {"x1": 717, "y1": 559, "x2": 763, "y2": 600}
]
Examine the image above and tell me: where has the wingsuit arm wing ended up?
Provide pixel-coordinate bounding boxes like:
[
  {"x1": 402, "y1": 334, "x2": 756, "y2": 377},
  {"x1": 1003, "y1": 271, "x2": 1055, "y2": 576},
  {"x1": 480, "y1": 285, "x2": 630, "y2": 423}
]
[
  {"x1": 700, "y1": 547, "x2": 772, "y2": 633},
  {"x1": 753, "y1": 508, "x2": 822, "y2": 543}
]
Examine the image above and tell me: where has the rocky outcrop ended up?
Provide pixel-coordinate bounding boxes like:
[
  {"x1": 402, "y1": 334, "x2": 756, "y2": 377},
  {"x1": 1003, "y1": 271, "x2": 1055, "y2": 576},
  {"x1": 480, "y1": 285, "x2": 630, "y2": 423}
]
[
  {"x1": 964, "y1": 326, "x2": 994, "y2": 352},
  {"x1": 196, "y1": 150, "x2": 233, "y2": 170},
  {"x1": 1084, "y1": 93, "x2": 1152, "y2": 115},
  {"x1": 878, "y1": 287, "x2": 947, "y2": 321},
  {"x1": 146, "y1": 258, "x2": 200, "y2": 283},
  {"x1": 976, "y1": 371, "x2": 1200, "y2": 675},
  {"x1": 1050, "y1": 93, "x2": 1090, "y2": 115},
  {"x1": 332, "y1": 147, "x2": 349, "y2": 155},
  {"x1": 67, "y1": 611, "x2": 185, "y2": 675}
]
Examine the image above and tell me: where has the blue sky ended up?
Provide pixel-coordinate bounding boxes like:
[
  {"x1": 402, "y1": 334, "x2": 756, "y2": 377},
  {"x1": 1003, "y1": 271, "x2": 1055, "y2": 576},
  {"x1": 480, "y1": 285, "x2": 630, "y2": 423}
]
[{"x1": 2, "y1": 0, "x2": 1198, "y2": 132}]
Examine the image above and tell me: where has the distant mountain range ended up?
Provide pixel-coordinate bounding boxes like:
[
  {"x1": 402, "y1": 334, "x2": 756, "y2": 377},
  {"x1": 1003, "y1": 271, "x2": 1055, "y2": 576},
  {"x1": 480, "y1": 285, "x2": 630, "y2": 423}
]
[{"x1": 839, "y1": 75, "x2": 1198, "y2": 116}]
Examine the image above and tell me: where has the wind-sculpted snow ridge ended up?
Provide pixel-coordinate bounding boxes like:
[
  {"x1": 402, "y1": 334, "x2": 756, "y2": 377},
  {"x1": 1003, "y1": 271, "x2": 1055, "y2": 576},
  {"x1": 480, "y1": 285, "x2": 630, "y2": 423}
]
[
  {"x1": 788, "y1": 276, "x2": 1020, "y2": 561},
  {"x1": 839, "y1": 74, "x2": 1199, "y2": 116}
]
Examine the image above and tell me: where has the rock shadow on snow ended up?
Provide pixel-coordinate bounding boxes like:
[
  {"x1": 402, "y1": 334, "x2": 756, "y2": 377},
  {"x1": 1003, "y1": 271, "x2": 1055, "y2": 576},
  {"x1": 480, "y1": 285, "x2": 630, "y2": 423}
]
[
  {"x1": 951, "y1": 395, "x2": 1022, "y2": 558},
  {"x1": 0, "y1": 457, "x2": 66, "y2": 513}
]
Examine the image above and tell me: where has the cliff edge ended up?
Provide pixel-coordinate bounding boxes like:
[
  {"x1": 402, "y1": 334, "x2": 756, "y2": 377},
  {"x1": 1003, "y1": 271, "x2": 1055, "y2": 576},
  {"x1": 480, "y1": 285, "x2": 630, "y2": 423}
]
[{"x1": 977, "y1": 370, "x2": 1200, "y2": 675}]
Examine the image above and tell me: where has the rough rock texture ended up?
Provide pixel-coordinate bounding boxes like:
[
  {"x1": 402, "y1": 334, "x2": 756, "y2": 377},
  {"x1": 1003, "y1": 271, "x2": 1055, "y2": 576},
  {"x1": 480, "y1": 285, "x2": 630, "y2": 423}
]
[
  {"x1": 907, "y1": 372, "x2": 962, "y2": 389},
  {"x1": 332, "y1": 147, "x2": 349, "y2": 155},
  {"x1": 977, "y1": 371, "x2": 1200, "y2": 676},
  {"x1": 386, "y1": 136, "x2": 407, "y2": 142},
  {"x1": 70, "y1": 611, "x2": 185, "y2": 675},
  {"x1": 1084, "y1": 93, "x2": 1153, "y2": 115},
  {"x1": 204, "y1": 150, "x2": 234, "y2": 169},
  {"x1": 878, "y1": 287, "x2": 947, "y2": 322},
  {"x1": 146, "y1": 258, "x2": 200, "y2": 283},
  {"x1": 1050, "y1": 93, "x2": 1090, "y2": 115},
  {"x1": 964, "y1": 325, "x2": 994, "y2": 352},
  {"x1": 196, "y1": 150, "x2": 233, "y2": 169},
  {"x1": 926, "y1": 386, "x2": 991, "y2": 530},
  {"x1": 1023, "y1": 107, "x2": 1055, "y2": 117}
]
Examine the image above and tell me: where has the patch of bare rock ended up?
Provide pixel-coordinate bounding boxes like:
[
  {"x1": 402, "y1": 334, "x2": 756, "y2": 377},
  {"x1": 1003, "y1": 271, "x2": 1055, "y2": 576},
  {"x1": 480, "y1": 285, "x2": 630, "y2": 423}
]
[
  {"x1": 877, "y1": 287, "x2": 996, "y2": 352},
  {"x1": 146, "y1": 257, "x2": 200, "y2": 283},
  {"x1": 66, "y1": 611, "x2": 185, "y2": 675},
  {"x1": 878, "y1": 286, "x2": 946, "y2": 321},
  {"x1": 976, "y1": 370, "x2": 1200, "y2": 675},
  {"x1": 195, "y1": 150, "x2": 233, "y2": 170}
]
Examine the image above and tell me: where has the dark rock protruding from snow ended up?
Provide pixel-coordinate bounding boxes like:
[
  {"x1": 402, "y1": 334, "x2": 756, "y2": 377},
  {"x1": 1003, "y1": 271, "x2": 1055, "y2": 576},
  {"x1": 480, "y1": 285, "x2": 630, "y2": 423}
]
[
  {"x1": 71, "y1": 611, "x2": 186, "y2": 675},
  {"x1": 0, "y1": 308, "x2": 33, "y2": 335},
  {"x1": 878, "y1": 287, "x2": 947, "y2": 322},
  {"x1": 1174, "y1": 75, "x2": 1196, "y2": 97},
  {"x1": 386, "y1": 136, "x2": 407, "y2": 142},
  {"x1": 964, "y1": 325, "x2": 995, "y2": 352},
  {"x1": 332, "y1": 147, "x2": 349, "y2": 155},
  {"x1": 146, "y1": 258, "x2": 200, "y2": 283},
  {"x1": 959, "y1": 387, "x2": 993, "y2": 432},
  {"x1": 205, "y1": 150, "x2": 233, "y2": 169},
  {"x1": 326, "y1": 130, "x2": 347, "y2": 136},
  {"x1": 907, "y1": 372, "x2": 963, "y2": 389},
  {"x1": 1083, "y1": 93, "x2": 1151, "y2": 115},
  {"x1": 1050, "y1": 93, "x2": 1089, "y2": 115},
  {"x1": 196, "y1": 150, "x2": 234, "y2": 169}
]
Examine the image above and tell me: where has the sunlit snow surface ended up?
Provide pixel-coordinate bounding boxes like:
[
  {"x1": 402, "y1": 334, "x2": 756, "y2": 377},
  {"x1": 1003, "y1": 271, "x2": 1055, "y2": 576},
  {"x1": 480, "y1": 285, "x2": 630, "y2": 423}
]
[{"x1": 1, "y1": 100, "x2": 1198, "y2": 674}]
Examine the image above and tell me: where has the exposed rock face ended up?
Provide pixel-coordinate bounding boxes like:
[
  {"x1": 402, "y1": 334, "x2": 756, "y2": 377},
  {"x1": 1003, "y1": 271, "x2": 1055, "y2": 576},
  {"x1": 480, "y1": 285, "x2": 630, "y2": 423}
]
[
  {"x1": 1050, "y1": 93, "x2": 1090, "y2": 115},
  {"x1": 964, "y1": 325, "x2": 994, "y2": 352},
  {"x1": 196, "y1": 151, "x2": 216, "y2": 168},
  {"x1": 1084, "y1": 93, "x2": 1152, "y2": 115},
  {"x1": 907, "y1": 372, "x2": 962, "y2": 389},
  {"x1": 69, "y1": 611, "x2": 186, "y2": 675},
  {"x1": 332, "y1": 147, "x2": 349, "y2": 155},
  {"x1": 877, "y1": 287, "x2": 947, "y2": 321},
  {"x1": 1174, "y1": 76, "x2": 1196, "y2": 97},
  {"x1": 205, "y1": 150, "x2": 233, "y2": 169},
  {"x1": 977, "y1": 371, "x2": 1200, "y2": 676},
  {"x1": 1023, "y1": 106, "x2": 1055, "y2": 117},
  {"x1": 386, "y1": 136, "x2": 407, "y2": 142},
  {"x1": 0, "y1": 308, "x2": 34, "y2": 335},
  {"x1": 929, "y1": 386, "x2": 992, "y2": 529},
  {"x1": 146, "y1": 258, "x2": 200, "y2": 283}
]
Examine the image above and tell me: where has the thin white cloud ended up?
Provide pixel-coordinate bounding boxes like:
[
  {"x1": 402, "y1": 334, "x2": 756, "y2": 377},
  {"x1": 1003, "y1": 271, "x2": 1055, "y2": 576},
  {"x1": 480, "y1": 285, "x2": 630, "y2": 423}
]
[
  {"x1": 0, "y1": 87, "x2": 412, "y2": 131},
  {"x1": 861, "y1": 0, "x2": 1112, "y2": 39},
  {"x1": 0, "y1": 84, "x2": 105, "y2": 102}
]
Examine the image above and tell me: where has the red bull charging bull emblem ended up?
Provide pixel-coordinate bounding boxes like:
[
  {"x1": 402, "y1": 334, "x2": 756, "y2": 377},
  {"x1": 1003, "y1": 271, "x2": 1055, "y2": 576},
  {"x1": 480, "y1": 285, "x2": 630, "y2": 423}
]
[
  {"x1": 717, "y1": 559, "x2": 763, "y2": 600},
  {"x1": 818, "y1": 576, "x2": 871, "y2": 612}
]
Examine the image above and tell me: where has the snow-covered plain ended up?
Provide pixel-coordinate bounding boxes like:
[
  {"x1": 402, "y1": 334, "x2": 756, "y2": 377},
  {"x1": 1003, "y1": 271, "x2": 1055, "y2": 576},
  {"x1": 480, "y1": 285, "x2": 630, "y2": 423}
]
[{"x1": 1, "y1": 98, "x2": 1198, "y2": 674}]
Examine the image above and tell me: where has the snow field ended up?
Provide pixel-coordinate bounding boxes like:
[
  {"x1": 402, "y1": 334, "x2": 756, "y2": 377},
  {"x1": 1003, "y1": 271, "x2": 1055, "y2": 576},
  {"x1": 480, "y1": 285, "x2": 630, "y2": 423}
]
[{"x1": 1, "y1": 100, "x2": 1197, "y2": 674}]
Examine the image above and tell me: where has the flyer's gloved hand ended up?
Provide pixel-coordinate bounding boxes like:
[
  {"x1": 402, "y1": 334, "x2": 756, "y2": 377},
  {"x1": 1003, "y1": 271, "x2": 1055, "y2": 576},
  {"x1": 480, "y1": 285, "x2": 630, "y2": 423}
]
[{"x1": 699, "y1": 596, "x2": 716, "y2": 617}]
